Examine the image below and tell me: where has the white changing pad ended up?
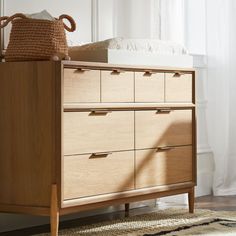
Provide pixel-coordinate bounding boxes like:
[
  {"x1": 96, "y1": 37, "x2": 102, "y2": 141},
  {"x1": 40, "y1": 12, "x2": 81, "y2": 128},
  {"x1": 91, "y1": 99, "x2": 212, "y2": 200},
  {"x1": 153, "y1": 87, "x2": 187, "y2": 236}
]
[
  {"x1": 69, "y1": 38, "x2": 193, "y2": 68},
  {"x1": 74, "y1": 38, "x2": 188, "y2": 55}
]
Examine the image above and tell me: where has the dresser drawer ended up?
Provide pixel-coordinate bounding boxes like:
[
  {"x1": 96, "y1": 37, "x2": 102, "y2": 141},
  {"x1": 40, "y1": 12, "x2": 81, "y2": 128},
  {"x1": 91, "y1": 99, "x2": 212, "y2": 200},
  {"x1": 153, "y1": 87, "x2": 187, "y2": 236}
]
[
  {"x1": 63, "y1": 150, "x2": 135, "y2": 200},
  {"x1": 165, "y1": 72, "x2": 193, "y2": 102},
  {"x1": 64, "y1": 111, "x2": 134, "y2": 155},
  {"x1": 135, "y1": 146, "x2": 192, "y2": 189},
  {"x1": 135, "y1": 72, "x2": 164, "y2": 102},
  {"x1": 64, "y1": 68, "x2": 100, "y2": 103},
  {"x1": 101, "y1": 70, "x2": 134, "y2": 102},
  {"x1": 135, "y1": 109, "x2": 192, "y2": 149}
]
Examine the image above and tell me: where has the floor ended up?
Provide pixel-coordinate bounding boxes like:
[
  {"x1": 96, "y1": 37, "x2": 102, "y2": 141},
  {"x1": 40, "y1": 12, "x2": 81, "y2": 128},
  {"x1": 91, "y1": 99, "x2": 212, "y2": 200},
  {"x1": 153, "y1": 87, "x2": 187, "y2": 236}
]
[{"x1": 1, "y1": 195, "x2": 236, "y2": 236}]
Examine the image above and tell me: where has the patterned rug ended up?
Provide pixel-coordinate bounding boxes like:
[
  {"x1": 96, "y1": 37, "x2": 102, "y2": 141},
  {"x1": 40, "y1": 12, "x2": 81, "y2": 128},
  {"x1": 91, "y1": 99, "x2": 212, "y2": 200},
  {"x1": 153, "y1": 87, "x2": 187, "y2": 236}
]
[{"x1": 39, "y1": 208, "x2": 236, "y2": 235}]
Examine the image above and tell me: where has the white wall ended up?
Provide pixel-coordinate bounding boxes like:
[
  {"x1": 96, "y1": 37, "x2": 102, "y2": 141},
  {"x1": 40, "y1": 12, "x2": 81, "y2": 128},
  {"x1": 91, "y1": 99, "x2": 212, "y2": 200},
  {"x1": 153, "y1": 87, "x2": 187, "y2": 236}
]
[
  {"x1": 113, "y1": 0, "x2": 154, "y2": 38},
  {"x1": 4, "y1": 0, "x2": 92, "y2": 46},
  {"x1": 160, "y1": 0, "x2": 185, "y2": 44},
  {"x1": 97, "y1": 0, "x2": 114, "y2": 40},
  {"x1": 185, "y1": 0, "x2": 206, "y2": 54}
]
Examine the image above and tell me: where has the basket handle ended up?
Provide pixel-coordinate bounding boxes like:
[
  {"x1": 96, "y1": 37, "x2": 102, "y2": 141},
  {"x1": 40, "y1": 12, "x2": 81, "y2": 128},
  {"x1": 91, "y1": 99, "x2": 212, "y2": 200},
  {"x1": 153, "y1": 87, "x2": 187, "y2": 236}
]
[
  {"x1": 59, "y1": 14, "x2": 76, "y2": 32},
  {"x1": 0, "y1": 13, "x2": 27, "y2": 28}
]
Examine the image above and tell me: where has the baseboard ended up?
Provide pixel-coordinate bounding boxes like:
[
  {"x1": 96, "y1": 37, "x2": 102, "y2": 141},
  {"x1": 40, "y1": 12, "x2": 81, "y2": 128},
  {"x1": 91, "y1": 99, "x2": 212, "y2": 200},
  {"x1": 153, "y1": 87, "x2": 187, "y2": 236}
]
[{"x1": 196, "y1": 151, "x2": 214, "y2": 196}]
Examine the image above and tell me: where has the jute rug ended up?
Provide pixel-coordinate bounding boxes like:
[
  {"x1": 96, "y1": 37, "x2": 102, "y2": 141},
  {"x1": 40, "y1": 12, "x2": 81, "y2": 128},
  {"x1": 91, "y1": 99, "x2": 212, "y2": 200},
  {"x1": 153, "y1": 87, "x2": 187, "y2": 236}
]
[{"x1": 39, "y1": 208, "x2": 236, "y2": 235}]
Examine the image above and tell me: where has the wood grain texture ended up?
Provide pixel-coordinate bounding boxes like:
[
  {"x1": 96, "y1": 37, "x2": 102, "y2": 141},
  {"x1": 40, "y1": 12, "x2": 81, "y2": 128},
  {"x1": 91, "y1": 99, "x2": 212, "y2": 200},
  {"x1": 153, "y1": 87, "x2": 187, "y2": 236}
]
[
  {"x1": 64, "y1": 103, "x2": 195, "y2": 111},
  {"x1": 135, "y1": 146, "x2": 192, "y2": 189},
  {"x1": 63, "y1": 151, "x2": 135, "y2": 200},
  {"x1": 135, "y1": 72, "x2": 164, "y2": 102},
  {"x1": 192, "y1": 108, "x2": 197, "y2": 185},
  {"x1": 0, "y1": 61, "x2": 61, "y2": 207},
  {"x1": 135, "y1": 109, "x2": 192, "y2": 149},
  {"x1": 188, "y1": 187, "x2": 195, "y2": 213},
  {"x1": 64, "y1": 111, "x2": 134, "y2": 155},
  {"x1": 64, "y1": 68, "x2": 100, "y2": 103},
  {"x1": 165, "y1": 73, "x2": 192, "y2": 102},
  {"x1": 101, "y1": 71, "x2": 134, "y2": 102},
  {"x1": 125, "y1": 203, "x2": 130, "y2": 217},
  {"x1": 55, "y1": 64, "x2": 63, "y2": 207},
  {"x1": 0, "y1": 204, "x2": 50, "y2": 216},
  {"x1": 0, "y1": 60, "x2": 196, "y2": 225},
  {"x1": 61, "y1": 183, "x2": 194, "y2": 209},
  {"x1": 51, "y1": 184, "x2": 59, "y2": 236},
  {"x1": 63, "y1": 60, "x2": 195, "y2": 73}
]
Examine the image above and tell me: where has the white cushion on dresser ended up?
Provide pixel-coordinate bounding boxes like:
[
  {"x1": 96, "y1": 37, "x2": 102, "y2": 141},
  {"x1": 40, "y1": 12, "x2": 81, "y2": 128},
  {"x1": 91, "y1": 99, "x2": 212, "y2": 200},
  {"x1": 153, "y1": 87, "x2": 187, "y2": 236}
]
[
  {"x1": 69, "y1": 38, "x2": 193, "y2": 68},
  {"x1": 71, "y1": 38, "x2": 188, "y2": 54}
]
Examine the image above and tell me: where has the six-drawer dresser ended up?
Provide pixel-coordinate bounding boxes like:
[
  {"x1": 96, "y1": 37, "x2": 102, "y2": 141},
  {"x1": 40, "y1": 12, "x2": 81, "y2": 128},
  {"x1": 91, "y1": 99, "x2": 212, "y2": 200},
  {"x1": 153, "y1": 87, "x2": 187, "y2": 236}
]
[{"x1": 0, "y1": 61, "x2": 196, "y2": 236}]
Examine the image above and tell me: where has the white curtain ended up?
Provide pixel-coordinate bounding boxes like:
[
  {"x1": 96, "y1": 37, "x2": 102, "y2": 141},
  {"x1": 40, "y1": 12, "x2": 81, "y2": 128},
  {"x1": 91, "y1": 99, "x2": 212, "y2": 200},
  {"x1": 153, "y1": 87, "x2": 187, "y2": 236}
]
[
  {"x1": 113, "y1": 0, "x2": 156, "y2": 38},
  {"x1": 158, "y1": 0, "x2": 236, "y2": 196},
  {"x1": 159, "y1": 0, "x2": 185, "y2": 44},
  {"x1": 113, "y1": 0, "x2": 185, "y2": 44},
  {"x1": 206, "y1": 0, "x2": 236, "y2": 195}
]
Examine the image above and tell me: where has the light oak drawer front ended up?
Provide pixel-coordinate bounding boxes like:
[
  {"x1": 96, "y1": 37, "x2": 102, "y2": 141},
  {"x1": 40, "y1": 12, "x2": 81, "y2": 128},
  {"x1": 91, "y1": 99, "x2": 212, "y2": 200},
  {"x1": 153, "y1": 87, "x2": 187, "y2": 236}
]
[
  {"x1": 101, "y1": 70, "x2": 134, "y2": 102},
  {"x1": 64, "y1": 111, "x2": 134, "y2": 155},
  {"x1": 135, "y1": 72, "x2": 164, "y2": 102},
  {"x1": 135, "y1": 109, "x2": 192, "y2": 149},
  {"x1": 135, "y1": 146, "x2": 192, "y2": 189},
  {"x1": 63, "y1": 151, "x2": 135, "y2": 199},
  {"x1": 165, "y1": 73, "x2": 192, "y2": 102},
  {"x1": 64, "y1": 69, "x2": 100, "y2": 103}
]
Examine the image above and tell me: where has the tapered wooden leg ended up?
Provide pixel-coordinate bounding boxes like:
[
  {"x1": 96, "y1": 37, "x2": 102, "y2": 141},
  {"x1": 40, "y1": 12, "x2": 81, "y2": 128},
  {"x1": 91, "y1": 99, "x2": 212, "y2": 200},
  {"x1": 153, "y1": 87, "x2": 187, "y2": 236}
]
[
  {"x1": 188, "y1": 187, "x2": 195, "y2": 213},
  {"x1": 51, "y1": 184, "x2": 59, "y2": 236},
  {"x1": 125, "y1": 203, "x2": 130, "y2": 217}
]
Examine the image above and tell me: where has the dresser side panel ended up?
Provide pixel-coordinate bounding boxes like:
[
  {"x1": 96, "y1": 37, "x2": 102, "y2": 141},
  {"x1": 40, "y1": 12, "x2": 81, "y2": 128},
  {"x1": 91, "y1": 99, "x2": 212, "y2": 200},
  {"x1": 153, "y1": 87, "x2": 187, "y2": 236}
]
[{"x1": 0, "y1": 61, "x2": 60, "y2": 207}]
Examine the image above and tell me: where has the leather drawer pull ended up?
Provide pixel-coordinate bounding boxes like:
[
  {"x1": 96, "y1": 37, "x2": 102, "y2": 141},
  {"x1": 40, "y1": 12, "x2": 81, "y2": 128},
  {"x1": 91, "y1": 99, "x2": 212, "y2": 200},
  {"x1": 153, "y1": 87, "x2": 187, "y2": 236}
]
[
  {"x1": 144, "y1": 70, "x2": 156, "y2": 76},
  {"x1": 156, "y1": 108, "x2": 172, "y2": 114},
  {"x1": 111, "y1": 69, "x2": 125, "y2": 74},
  {"x1": 90, "y1": 109, "x2": 112, "y2": 115},
  {"x1": 173, "y1": 71, "x2": 185, "y2": 77},
  {"x1": 90, "y1": 152, "x2": 112, "y2": 158},
  {"x1": 76, "y1": 68, "x2": 91, "y2": 72},
  {"x1": 156, "y1": 146, "x2": 174, "y2": 152}
]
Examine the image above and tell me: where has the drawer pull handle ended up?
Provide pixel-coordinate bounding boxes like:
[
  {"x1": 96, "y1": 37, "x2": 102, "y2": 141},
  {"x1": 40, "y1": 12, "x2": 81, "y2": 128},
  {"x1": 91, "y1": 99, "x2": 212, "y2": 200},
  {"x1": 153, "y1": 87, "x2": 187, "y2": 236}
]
[
  {"x1": 112, "y1": 69, "x2": 125, "y2": 74},
  {"x1": 173, "y1": 71, "x2": 185, "y2": 77},
  {"x1": 156, "y1": 108, "x2": 172, "y2": 114},
  {"x1": 76, "y1": 68, "x2": 91, "y2": 72},
  {"x1": 90, "y1": 110, "x2": 112, "y2": 115},
  {"x1": 90, "y1": 152, "x2": 112, "y2": 158},
  {"x1": 156, "y1": 146, "x2": 174, "y2": 152},
  {"x1": 144, "y1": 70, "x2": 156, "y2": 76}
]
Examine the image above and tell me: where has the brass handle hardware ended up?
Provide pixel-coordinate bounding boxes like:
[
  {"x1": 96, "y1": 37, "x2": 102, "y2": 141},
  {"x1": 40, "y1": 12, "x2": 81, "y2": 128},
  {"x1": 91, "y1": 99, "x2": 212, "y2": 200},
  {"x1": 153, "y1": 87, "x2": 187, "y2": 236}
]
[
  {"x1": 90, "y1": 152, "x2": 112, "y2": 158},
  {"x1": 173, "y1": 71, "x2": 185, "y2": 77},
  {"x1": 111, "y1": 69, "x2": 125, "y2": 74},
  {"x1": 76, "y1": 68, "x2": 91, "y2": 72},
  {"x1": 90, "y1": 109, "x2": 112, "y2": 115},
  {"x1": 144, "y1": 70, "x2": 156, "y2": 76},
  {"x1": 156, "y1": 108, "x2": 172, "y2": 114},
  {"x1": 156, "y1": 146, "x2": 174, "y2": 152}
]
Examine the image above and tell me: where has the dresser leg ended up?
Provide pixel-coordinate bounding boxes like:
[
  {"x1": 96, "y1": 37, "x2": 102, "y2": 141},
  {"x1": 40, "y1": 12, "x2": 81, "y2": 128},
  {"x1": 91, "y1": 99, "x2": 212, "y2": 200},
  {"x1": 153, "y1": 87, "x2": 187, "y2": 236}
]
[
  {"x1": 125, "y1": 203, "x2": 130, "y2": 217},
  {"x1": 51, "y1": 184, "x2": 59, "y2": 236},
  {"x1": 188, "y1": 187, "x2": 195, "y2": 213}
]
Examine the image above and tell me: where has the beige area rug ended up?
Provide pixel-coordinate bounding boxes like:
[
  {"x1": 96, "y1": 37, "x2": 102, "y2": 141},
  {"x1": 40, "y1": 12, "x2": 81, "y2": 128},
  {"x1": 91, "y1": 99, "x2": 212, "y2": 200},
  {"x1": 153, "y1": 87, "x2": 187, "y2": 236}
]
[{"x1": 39, "y1": 208, "x2": 236, "y2": 236}]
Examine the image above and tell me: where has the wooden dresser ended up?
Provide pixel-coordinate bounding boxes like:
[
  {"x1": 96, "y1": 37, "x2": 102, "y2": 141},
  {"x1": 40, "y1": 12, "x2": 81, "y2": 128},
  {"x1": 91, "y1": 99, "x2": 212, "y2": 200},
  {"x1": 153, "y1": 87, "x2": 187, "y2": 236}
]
[{"x1": 0, "y1": 61, "x2": 196, "y2": 236}]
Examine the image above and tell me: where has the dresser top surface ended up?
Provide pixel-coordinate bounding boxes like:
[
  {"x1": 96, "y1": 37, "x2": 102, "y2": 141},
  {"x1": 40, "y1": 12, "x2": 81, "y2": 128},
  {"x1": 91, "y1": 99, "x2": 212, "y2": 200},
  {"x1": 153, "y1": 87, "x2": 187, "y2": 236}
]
[
  {"x1": 0, "y1": 60, "x2": 195, "y2": 73},
  {"x1": 62, "y1": 60, "x2": 195, "y2": 73}
]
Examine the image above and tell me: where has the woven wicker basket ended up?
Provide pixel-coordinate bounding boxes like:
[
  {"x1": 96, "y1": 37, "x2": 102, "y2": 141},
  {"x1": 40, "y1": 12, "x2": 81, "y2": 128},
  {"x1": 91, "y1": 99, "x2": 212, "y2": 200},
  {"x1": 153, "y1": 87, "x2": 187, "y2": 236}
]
[{"x1": 0, "y1": 13, "x2": 76, "y2": 61}]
